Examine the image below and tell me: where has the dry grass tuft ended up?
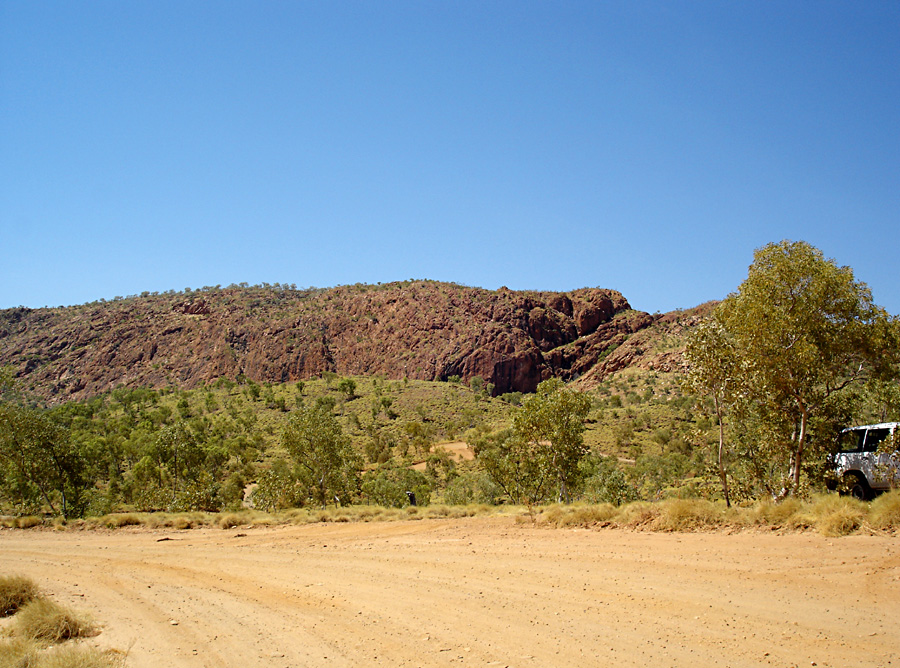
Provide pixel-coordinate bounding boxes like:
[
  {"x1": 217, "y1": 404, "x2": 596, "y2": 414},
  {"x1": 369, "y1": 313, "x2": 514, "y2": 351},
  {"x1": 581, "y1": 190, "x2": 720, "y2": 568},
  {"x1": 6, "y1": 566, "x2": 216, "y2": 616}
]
[
  {"x1": 217, "y1": 513, "x2": 246, "y2": 529},
  {"x1": 0, "y1": 639, "x2": 125, "y2": 668},
  {"x1": 649, "y1": 499, "x2": 728, "y2": 532},
  {"x1": 10, "y1": 599, "x2": 97, "y2": 643},
  {"x1": 746, "y1": 497, "x2": 804, "y2": 527},
  {"x1": 99, "y1": 514, "x2": 141, "y2": 529},
  {"x1": 0, "y1": 575, "x2": 40, "y2": 617},
  {"x1": 614, "y1": 501, "x2": 658, "y2": 528},
  {"x1": 14, "y1": 516, "x2": 44, "y2": 529},
  {"x1": 0, "y1": 636, "x2": 42, "y2": 666},
  {"x1": 798, "y1": 495, "x2": 866, "y2": 537},
  {"x1": 539, "y1": 504, "x2": 619, "y2": 527},
  {"x1": 868, "y1": 489, "x2": 900, "y2": 530}
]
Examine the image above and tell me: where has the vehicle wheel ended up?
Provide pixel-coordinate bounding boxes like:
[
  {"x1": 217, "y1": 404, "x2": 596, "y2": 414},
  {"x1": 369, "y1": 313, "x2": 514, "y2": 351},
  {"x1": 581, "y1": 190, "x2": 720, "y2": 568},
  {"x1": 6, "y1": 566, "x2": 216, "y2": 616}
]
[{"x1": 844, "y1": 474, "x2": 871, "y2": 501}]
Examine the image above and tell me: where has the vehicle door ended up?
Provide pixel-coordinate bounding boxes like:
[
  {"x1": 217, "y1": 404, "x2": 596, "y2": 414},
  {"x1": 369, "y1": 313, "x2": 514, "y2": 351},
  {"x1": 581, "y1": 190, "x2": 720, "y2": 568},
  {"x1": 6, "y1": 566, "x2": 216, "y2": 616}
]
[
  {"x1": 862, "y1": 427, "x2": 893, "y2": 490},
  {"x1": 835, "y1": 428, "x2": 864, "y2": 476}
]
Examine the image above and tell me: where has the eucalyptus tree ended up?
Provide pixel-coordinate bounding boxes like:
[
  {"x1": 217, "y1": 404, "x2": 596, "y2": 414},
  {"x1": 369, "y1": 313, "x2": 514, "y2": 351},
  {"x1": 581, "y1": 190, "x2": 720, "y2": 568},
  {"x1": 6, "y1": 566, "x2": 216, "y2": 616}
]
[
  {"x1": 514, "y1": 378, "x2": 592, "y2": 503},
  {"x1": 282, "y1": 404, "x2": 360, "y2": 508},
  {"x1": 0, "y1": 372, "x2": 88, "y2": 518},
  {"x1": 683, "y1": 319, "x2": 737, "y2": 506},
  {"x1": 471, "y1": 379, "x2": 590, "y2": 505},
  {"x1": 688, "y1": 240, "x2": 899, "y2": 497}
]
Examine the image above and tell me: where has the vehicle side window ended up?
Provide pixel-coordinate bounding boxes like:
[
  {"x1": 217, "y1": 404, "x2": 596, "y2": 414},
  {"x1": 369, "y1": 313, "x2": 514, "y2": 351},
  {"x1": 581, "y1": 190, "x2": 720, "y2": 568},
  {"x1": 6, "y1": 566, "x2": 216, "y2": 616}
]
[
  {"x1": 863, "y1": 428, "x2": 890, "y2": 452},
  {"x1": 838, "y1": 430, "x2": 864, "y2": 452}
]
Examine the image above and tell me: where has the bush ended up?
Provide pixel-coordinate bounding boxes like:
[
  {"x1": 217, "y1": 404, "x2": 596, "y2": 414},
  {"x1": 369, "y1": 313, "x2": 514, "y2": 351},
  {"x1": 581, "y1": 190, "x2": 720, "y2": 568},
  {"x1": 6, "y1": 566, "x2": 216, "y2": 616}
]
[
  {"x1": 11, "y1": 599, "x2": 96, "y2": 643},
  {"x1": 648, "y1": 499, "x2": 727, "y2": 532},
  {"x1": 100, "y1": 514, "x2": 141, "y2": 529},
  {"x1": 361, "y1": 467, "x2": 431, "y2": 508},
  {"x1": 581, "y1": 460, "x2": 640, "y2": 506},
  {"x1": 251, "y1": 460, "x2": 304, "y2": 512},
  {"x1": 0, "y1": 574, "x2": 40, "y2": 616},
  {"x1": 0, "y1": 638, "x2": 124, "y2": 668},
  {"x1": 869, "y1": 489, "x2": 900, "y2": 530},
  {"x1": 443, "y1": 472, "x2": 500, "y2": 505}
]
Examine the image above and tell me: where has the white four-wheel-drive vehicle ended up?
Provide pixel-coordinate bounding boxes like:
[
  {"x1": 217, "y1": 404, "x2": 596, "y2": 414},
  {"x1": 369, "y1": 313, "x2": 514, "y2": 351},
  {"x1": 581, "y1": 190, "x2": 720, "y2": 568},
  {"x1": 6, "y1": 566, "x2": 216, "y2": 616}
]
[{"x1": 830, "y1": 422, "x2": 900, "y2": 500}]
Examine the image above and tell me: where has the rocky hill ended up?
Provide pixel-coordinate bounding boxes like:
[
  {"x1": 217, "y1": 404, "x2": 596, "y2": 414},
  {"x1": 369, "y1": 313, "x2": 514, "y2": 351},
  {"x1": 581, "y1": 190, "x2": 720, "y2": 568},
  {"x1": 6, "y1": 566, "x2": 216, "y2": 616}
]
[{"x1": 0, "y1": 281, "x2": 705, "y2": 402}]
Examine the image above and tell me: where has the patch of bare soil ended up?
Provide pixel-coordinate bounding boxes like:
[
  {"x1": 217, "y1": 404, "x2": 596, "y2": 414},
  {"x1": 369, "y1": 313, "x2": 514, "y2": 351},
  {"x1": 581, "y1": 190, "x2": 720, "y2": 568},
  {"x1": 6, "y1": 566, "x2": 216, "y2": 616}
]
[
  {"x1": 1, "y1": 517, "x2": 898, "y2": 667},
  {"x1": 412, "y1": 442, "x2": 474, "y2": 471}
]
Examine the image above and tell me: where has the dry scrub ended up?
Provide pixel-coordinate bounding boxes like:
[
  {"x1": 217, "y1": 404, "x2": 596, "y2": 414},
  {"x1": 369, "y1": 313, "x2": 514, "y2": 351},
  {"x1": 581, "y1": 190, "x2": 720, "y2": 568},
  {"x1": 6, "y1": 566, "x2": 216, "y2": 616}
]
[
  {"x1": 0, "y1": 575, "x2": 40, "y2": 617},
  {"x1": 535, "y1": 491, "x2": 900, "y2": 536},
  {"x1": 0, "y1": 576, "x2": 123, "y2": 668},
  {"x1": 10, "y1": 599, "x2": 97, "y2": 643},
  {"x1": 4, "y1": 491, "x2": 899, "y2": 537}
]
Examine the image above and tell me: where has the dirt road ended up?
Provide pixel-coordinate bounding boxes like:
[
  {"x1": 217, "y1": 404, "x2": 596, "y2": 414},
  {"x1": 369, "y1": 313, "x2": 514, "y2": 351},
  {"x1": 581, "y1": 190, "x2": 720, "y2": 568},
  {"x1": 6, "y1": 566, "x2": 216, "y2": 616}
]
[{"x1": 1, "y1": 517, "x2": 898, "y2": 667}]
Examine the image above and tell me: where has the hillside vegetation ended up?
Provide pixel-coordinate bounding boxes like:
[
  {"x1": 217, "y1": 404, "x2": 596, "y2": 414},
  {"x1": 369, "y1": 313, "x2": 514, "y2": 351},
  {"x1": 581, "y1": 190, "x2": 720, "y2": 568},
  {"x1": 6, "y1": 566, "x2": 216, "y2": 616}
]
[{"x1": 3, "y1": 246, "x2": 899, "y2": 522}]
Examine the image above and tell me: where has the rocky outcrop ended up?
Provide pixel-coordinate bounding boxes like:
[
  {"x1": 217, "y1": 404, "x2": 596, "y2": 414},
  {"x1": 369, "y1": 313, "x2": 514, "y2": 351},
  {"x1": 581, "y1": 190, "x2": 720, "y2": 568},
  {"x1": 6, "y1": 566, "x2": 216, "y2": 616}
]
[{"x1": 0, "y1": 282, "x2": 667, "y2": 401}]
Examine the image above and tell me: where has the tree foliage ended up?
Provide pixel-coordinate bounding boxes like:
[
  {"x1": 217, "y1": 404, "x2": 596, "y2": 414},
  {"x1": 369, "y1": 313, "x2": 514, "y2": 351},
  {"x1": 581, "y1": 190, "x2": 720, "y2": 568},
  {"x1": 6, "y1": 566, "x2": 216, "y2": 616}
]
[
  {"x1": 682, "y1": 319, "x2": 737, "y2": 505},
  {"x1": 474, "y1": 378, "x2": 590, "y2": 504},
  {"x1": 282, "y1": 404, "x2": 360, "y2": 508},
  {"x1": 685, "y1": 240, "x2": 899, "y2": 498},
  {"x1": 0, "y1": 370, "x2": 89, "y2": 518}
]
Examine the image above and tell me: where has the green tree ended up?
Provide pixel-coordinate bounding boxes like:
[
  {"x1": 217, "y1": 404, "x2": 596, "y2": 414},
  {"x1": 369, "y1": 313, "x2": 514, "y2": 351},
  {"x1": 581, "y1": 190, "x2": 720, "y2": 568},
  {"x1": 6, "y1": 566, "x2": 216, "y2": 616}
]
[
  {"x1": 282, "y1": 404, "x2": 360, "y2": 508},
  {"x1": 515, "y1": 378, "x2": 591, "y2": 503},
  {"x1": 692, "y1": 240, "x2": 899, "y2": 497},
  {"x1": 472, "y1": 428, "x2": 548, "y2": 505},
  {"x1": 337, "y1": 377, "x2": 357, "y2": 400},
  {"x1": 474, "y1": 379, "x2": 590, "y2": 505},
  {"x1": 683, "y1": 319, "x2": 737, "y2": 506},
  {"x1": 0, "y1": 403, "x2": 88, "y2": 518}
]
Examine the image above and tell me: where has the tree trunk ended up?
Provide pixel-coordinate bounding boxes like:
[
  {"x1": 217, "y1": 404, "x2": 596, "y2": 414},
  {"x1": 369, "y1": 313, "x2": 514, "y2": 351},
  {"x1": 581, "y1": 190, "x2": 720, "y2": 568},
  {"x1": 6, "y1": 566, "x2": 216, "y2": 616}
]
[
  {"x1": 714, "y1": 395, "x2": 731, "y2": 508},
  {"x1": 791, "y1": 411, "x2": 808, "y2": 494}
]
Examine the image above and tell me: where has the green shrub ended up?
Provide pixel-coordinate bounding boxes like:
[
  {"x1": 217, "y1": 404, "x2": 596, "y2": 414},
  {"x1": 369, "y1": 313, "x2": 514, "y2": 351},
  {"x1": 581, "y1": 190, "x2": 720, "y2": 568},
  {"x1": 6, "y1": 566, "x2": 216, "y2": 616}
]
[
  {"x1": 581, "y1": 459, "x2": 640, "y2": 506},
  {"x1": 443, "y1": 472, "x2": 500, "y2": 505},
  {"x1": 361, "y1": 467, "x2": 431, "y2": 508}
]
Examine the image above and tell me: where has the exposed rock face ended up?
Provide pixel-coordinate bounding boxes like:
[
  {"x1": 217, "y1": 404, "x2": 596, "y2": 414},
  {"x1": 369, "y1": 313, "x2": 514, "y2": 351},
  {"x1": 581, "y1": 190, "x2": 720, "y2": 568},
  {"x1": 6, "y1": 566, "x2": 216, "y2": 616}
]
[
  {"x1": 0, "y1": 282, "x2": 663, "y2": 401},
  {"x1": 572, "y1": 301, "x2": 718, "y2": 391}
]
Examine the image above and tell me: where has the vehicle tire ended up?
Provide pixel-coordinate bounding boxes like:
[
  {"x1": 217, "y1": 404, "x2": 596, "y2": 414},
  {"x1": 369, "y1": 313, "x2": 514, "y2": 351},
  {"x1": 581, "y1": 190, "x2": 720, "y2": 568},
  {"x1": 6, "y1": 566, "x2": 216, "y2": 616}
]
[{"x1": 844, "y1": 473, "x2": 872, "y2": 501}]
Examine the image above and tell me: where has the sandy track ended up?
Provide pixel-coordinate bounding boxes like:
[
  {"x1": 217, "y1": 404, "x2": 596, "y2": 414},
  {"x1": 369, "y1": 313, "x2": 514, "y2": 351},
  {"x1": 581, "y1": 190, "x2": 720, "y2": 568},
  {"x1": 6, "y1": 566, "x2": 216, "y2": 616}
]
[{"x1": 1, "y1": 517, "x2": 898, "y2": 668}]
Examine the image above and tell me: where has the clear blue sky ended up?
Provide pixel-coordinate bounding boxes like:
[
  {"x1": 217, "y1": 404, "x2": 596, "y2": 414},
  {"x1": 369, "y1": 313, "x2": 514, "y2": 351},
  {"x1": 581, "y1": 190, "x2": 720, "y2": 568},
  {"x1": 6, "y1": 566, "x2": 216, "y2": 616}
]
[{"x1": 2, "y1": 2, "x2": 898, "y2": 314}]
